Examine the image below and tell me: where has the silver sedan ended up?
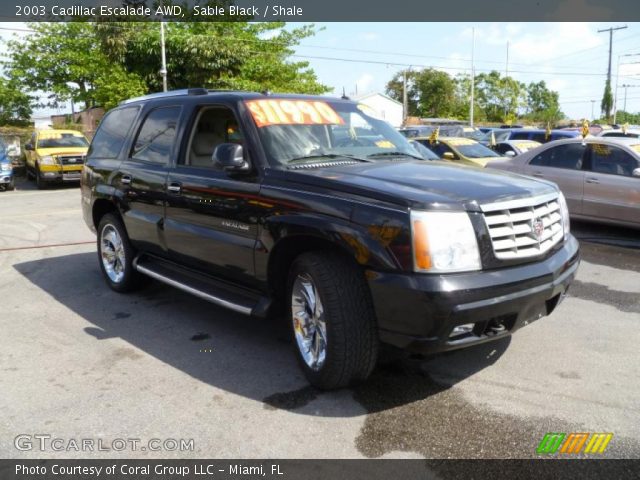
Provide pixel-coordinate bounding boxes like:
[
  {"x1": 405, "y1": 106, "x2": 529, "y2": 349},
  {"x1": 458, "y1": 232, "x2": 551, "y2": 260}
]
[{"x1": 486, "y1": 137, "x2": 640, "y2": 229}]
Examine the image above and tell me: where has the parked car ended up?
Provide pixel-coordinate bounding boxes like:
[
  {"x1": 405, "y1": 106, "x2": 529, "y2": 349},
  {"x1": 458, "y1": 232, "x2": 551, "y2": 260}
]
[
  {"x1": 399, "y1": 124, "x2": 478, "y2": 139},
  {"x1": 597, "y1": 128, "x2": 640, "y2": 139},
  {"x1": 415, "y1": 136, "x2": 504, "y2": 167},
  {"x1": 491, "y1": 140, "x2": 542, "y2": 157},
  {"x1": 0, "y1": 145, "x2": 15, "y2": 191},
  {"x1": 486, "y1": 137, "x2": 640, "y2": 229},
  {"x1": 480, "y1": 128, "x2": 581, "y2": 145},
  {"x1": 408, "y1": 139, "x2": 439, "y2": 160},
  {"x1": 24, "y1": 129, "x2": 89, "y2": 189},
  {"x1": 81, "y1": 89, "x2": 579, "y2": 389}
]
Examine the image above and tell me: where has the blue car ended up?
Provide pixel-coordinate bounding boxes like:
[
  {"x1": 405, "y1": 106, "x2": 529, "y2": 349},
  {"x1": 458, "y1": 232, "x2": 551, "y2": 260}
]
[
  {"x1": 0, "y1": 145, "x2": 15, "y2": 191},
  {"x1": 480, "y1": 128, "x2": 580, "y2": 145}
]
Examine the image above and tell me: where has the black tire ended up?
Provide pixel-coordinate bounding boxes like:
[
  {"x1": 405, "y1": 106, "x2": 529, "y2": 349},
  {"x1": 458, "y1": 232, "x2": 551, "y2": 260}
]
[
  {"x1": 6, "y1": 178, "x2": 15, "y2": 191},
  {"x1": 97, "y1": 213, "x2": 148, "y2": 293},
  {"x1": 287, "y1": 252, "x2": 378, "y2": 389},
  {"x1": 35, "y1": 166, "x2": 47, "y2": 189}
]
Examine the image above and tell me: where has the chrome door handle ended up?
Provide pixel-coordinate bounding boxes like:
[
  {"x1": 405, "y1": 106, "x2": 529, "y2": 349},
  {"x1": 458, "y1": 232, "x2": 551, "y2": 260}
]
[
  {"x1": 532, "y1": 171, "x2": 544, "y2": 177},
  {"x1": 585, "y1": 177, "x2": 600, "y2": 184},
  {"x1": 167, "y1": 182, "x2": 182, "y2": 194},
  {"x1": 121, "y1": 175, "x2": 132, "y2": 185}
]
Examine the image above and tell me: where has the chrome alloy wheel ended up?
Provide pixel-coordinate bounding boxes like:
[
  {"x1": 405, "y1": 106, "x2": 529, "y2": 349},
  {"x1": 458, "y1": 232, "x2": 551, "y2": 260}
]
[
  {"x1": 291, "y1": 273, "x2": 327, "y2": 371},
  {"x1": 100, "y1": 224, "x2": 126, "y2": 284}
]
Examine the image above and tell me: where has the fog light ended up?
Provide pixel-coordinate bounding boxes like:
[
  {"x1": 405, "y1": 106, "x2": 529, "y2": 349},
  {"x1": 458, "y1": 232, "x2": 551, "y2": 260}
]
[{"x1": 450, "y1": 323, "x2": 474, "y2": 337}]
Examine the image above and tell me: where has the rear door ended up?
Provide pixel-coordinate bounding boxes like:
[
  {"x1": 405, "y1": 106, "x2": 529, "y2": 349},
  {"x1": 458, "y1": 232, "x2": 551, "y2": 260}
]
[
  {"x1": 520, "y1": 142, "x2": 587, "y2": 214},
  {"x1": 117, "y1": 105, "x2": 182, "y2": 256},
  {"x1": 582, "y1": 143, "x2": 640, "y2": 226}
]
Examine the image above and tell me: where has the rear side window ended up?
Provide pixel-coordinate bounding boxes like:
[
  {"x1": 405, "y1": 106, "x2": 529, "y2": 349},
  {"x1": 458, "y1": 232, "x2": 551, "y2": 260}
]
[
  {"x1": 89, "y1": 107, "x2": 139, "y2": 159},
  {"x1": 529, "y1": 143, "x2": 586, "y2": 170},
  {"x1": 589, "y1": 144, "x2": 638, "y2": 177},
  {"x1": 510, "y1": 132, "x2": 530, "y2": 140},
  {"x1": 131, "y1": 106, "x2": 181, "y2": 165}
]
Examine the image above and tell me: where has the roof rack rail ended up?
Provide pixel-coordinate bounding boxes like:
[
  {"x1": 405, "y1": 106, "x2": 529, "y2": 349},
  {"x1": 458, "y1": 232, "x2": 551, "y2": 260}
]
[{"x1": 120, "y1": 88, "x2": 210, "y2": 105}]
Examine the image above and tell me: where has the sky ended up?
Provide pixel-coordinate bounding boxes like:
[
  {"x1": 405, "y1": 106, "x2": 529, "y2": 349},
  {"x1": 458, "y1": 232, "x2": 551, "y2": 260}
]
[
  {"x1": 289, "y1": 22, "x2": 640, "y2": 120},
  {"x1": 2, "y1": 21, "x2": 640, "y2": 122}
]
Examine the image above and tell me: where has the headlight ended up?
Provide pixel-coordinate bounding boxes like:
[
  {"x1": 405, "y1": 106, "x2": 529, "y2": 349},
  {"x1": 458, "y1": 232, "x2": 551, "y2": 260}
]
[
  {"x1": 0, "y1": 163, "x2": 11, "y2": 171},
  {"x1": 40, "y1": 156, "x2": 56, "y2": 165},
  {"x1": 557, "y1": 191, "x2": 570, "y2": 238},
  {"x1": 411, "y1": 211, "x2": 481, "y2": 273}
]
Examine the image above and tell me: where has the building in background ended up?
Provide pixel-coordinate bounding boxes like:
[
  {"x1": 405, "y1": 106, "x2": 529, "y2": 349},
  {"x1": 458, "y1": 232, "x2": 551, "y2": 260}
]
[
  {"x1": 50, "y1": 107, "x2": 105, "y2": 139},
  {"x1": 353, "y1": 93, "x2": 403, "y2": 128}
]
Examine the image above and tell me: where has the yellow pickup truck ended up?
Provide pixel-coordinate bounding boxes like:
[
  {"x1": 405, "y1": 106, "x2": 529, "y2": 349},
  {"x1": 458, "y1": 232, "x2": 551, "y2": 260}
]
[{"x1": 25, "y1": 129, "x2": 89, "y2": 189}]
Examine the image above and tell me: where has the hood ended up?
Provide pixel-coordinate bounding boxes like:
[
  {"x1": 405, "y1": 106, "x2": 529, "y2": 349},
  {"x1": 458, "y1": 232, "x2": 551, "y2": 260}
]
[
  {"x1": 284, "y1": 160, "x2": 557, "y2": 211},
  {"x1": 36, "y1": 147, "x2": 88, "y2": 156}
]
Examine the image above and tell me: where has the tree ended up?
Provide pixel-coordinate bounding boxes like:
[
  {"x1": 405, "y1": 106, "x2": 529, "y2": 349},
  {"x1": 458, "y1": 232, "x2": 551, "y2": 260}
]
[
  {"x1": 385, "y1": 70, "x2": 419, "y2": 117},
  {"x1": 412, "y1": 69, "x2": 456, "y2": 118},
  {"x1": 474, "y1": 71, "x2": 526, "y2": 123},
  {"x1": 601, "y1": 79, "x2": 613, "y2": 122},
  {"x1": 525, "y1": 81, "x2": 563, "y2": 123},
  {"x1": 385, "y1": 68, "x2": 456, "y2": 118},
  {"x1": 96, "y1": 21, "x2": 329, "y2": 94},
  {"x1": 0, "y1": 77, "x2": 32, "y2": 124},
  {"x1": 5, "y1": 22, "x2": 146, "y2": 110}
]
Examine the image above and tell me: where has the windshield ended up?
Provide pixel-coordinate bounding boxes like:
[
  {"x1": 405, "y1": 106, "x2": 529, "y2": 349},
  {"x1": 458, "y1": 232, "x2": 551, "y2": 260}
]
[
  {"x1": 481, "y1": 130, "x2": 510, "y2": 143},
  {"x1": 452, "y1": 141, "x2": 502, "y2": 159},
  {"x1": 38, "y1": 133, "x2": 89, "y2": 149},
  {"x1": 248, "y1": 99, "x2": 418, "y2": 165},
  {"x1": 409, "y1": 140, "x2": 439, "y2": 160}
]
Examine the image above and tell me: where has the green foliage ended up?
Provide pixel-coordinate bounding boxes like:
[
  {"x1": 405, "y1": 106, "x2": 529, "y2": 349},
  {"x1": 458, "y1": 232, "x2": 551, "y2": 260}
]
[
  {"x1": 95, "y1": 21, "x2": 328, "y2": 94},
  {"x1": 4, "y1": 22, "x2": 147, "y2": 110},
  {"x1": 4, "y1": 17, "x2": 328, "y2": 115},
  {"x1": 614, "y1": 110, "x2": 640, "y2": 124},
  {"x1": 601, "y1": 79, "x2": 613, "y2": 122},
  {"x1": 0, "y1": 77, "x2": 32, "y2": 124},
  {"x1": 386, "y1": 68, "x2": 564, "y2": 124}
]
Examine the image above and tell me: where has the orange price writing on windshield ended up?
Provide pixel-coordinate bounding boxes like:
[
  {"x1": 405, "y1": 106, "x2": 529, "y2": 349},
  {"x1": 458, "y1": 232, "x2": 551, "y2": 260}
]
[{"x1": 245, "y1": 99, "x2": 345, "y2": 127}]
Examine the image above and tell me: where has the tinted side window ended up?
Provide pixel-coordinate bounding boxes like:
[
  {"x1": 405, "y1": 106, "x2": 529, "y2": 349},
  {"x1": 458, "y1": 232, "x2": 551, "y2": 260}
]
[
  {"x1": 89, "y1": 107, "x2": 139, "y2": 159},
  {"x1": 131, "y1": 106, "x2": 181, "y2": 165},
  {"x1": 429, "y1": 142, "x2": 457, "y2": 158},
  {"x1": 531, "y1": 133, "x2": 546, "y2": 143},
  {"x1": 529, "y1": 143, "x2": 585, "y2": 169},
  {"x1": 510, "y1": 132, "x2": 530, "y2": 140},
  {"x1": 589, "y1": 144, "x2": 638, "y2": 177}
]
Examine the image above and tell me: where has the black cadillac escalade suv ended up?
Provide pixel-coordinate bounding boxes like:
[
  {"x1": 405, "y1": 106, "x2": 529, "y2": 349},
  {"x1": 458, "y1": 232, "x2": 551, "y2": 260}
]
[{"x1": 81, "y1": 89, "x2": 580, "y2": 389}]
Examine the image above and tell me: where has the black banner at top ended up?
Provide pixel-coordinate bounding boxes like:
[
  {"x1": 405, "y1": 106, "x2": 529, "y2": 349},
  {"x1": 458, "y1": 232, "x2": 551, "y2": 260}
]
[{"x1": 3, "y1": 0, "x2": 640, "y2": 22}]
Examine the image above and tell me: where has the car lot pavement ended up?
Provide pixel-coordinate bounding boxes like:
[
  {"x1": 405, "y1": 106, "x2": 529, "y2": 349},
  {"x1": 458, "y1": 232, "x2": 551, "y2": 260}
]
[{"x1": 1, "y1": 178, "x2": 639, "y2": 459}]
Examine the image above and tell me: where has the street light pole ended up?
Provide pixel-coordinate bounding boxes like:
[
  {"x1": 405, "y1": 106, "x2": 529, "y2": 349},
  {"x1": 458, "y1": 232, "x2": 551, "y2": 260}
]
[
  {"x1": 591, "y1": 100, "x2": 595, "y2": 121},
  {"x1": 613, "y1": 53, "x2": 640, "y2": 123},
  {"x1": 470, "y1": 27, "x2": 475, "y2": 127}
]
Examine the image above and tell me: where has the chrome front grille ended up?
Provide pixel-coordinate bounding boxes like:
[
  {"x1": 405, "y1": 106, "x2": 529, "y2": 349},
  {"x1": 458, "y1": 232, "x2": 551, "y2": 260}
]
[
  {"x1": 481, "y1": 193, "x2": 564, "y2": 260},
  {"x1": 59, "y1": 155, "x2": 85, "y2": 166}
]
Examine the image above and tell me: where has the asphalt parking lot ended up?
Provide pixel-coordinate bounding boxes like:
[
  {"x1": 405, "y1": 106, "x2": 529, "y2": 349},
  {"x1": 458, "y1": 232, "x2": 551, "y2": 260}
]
[{"x1": 1, "y1": 177, "x2": 639, "y2": 459}]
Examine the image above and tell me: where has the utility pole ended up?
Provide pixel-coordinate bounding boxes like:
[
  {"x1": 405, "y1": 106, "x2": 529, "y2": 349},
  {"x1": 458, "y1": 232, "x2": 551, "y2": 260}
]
[
  {"x1": 598, "y1": 25, "x2": 627, "y2": 120},
  {"x1": 159, "y1": 2, "x2": 168, "y2": 92},
  {"x1": 591, "y1": 100, "x2": 595, "y2": 120},
  {"x1": 470, "y1": 28, "x2": 475, "y2": 127},
  {"x1": 598, "y1": 25, "x2": 627, "y2": 83}
]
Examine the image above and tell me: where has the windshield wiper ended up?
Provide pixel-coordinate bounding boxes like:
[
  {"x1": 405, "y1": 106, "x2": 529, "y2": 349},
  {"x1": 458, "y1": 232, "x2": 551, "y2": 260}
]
[
  {"x1": 287, "y1": 153, "x2": 373, "y2": 164},
  {"x1": 367, "y1": 151, "x2": 423, "y2": 160}
]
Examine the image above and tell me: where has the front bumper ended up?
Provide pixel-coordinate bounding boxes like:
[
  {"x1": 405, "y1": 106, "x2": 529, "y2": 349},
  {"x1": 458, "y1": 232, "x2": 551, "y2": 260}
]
[
  {"x1": 0, "y1": 173, "x2": 13, "y2": 184},
  {"x1": 39, "y1": 167, "x2": 83, "y2": 182},
  {"x1": 368, "y1": 235, "x2": 580, "y2": 354}
]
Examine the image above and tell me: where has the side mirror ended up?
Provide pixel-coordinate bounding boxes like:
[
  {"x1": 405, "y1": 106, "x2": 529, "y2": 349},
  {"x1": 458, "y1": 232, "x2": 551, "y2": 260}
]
[
  {"x1": 505, "y1": 150, "x2": 516, "y2": 157},
  {"x1": 442, "y1": 152, "x2": 456, "y2": 160},
  {"x1": 212, "y1": 143, "x2": 250, "y2": 173},
  {"x1": 633, "y1": 168, "x2": 640, "y2": 178},
  {"x1": 24, "y1": 143, "x2": 34, "y2": 151}
]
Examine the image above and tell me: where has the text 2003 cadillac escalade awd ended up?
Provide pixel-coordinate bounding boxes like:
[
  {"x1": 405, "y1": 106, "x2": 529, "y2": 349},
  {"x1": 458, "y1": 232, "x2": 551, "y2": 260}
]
[{"x1": 81, "y1": 89, "x2": 580, "y2": 389}]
